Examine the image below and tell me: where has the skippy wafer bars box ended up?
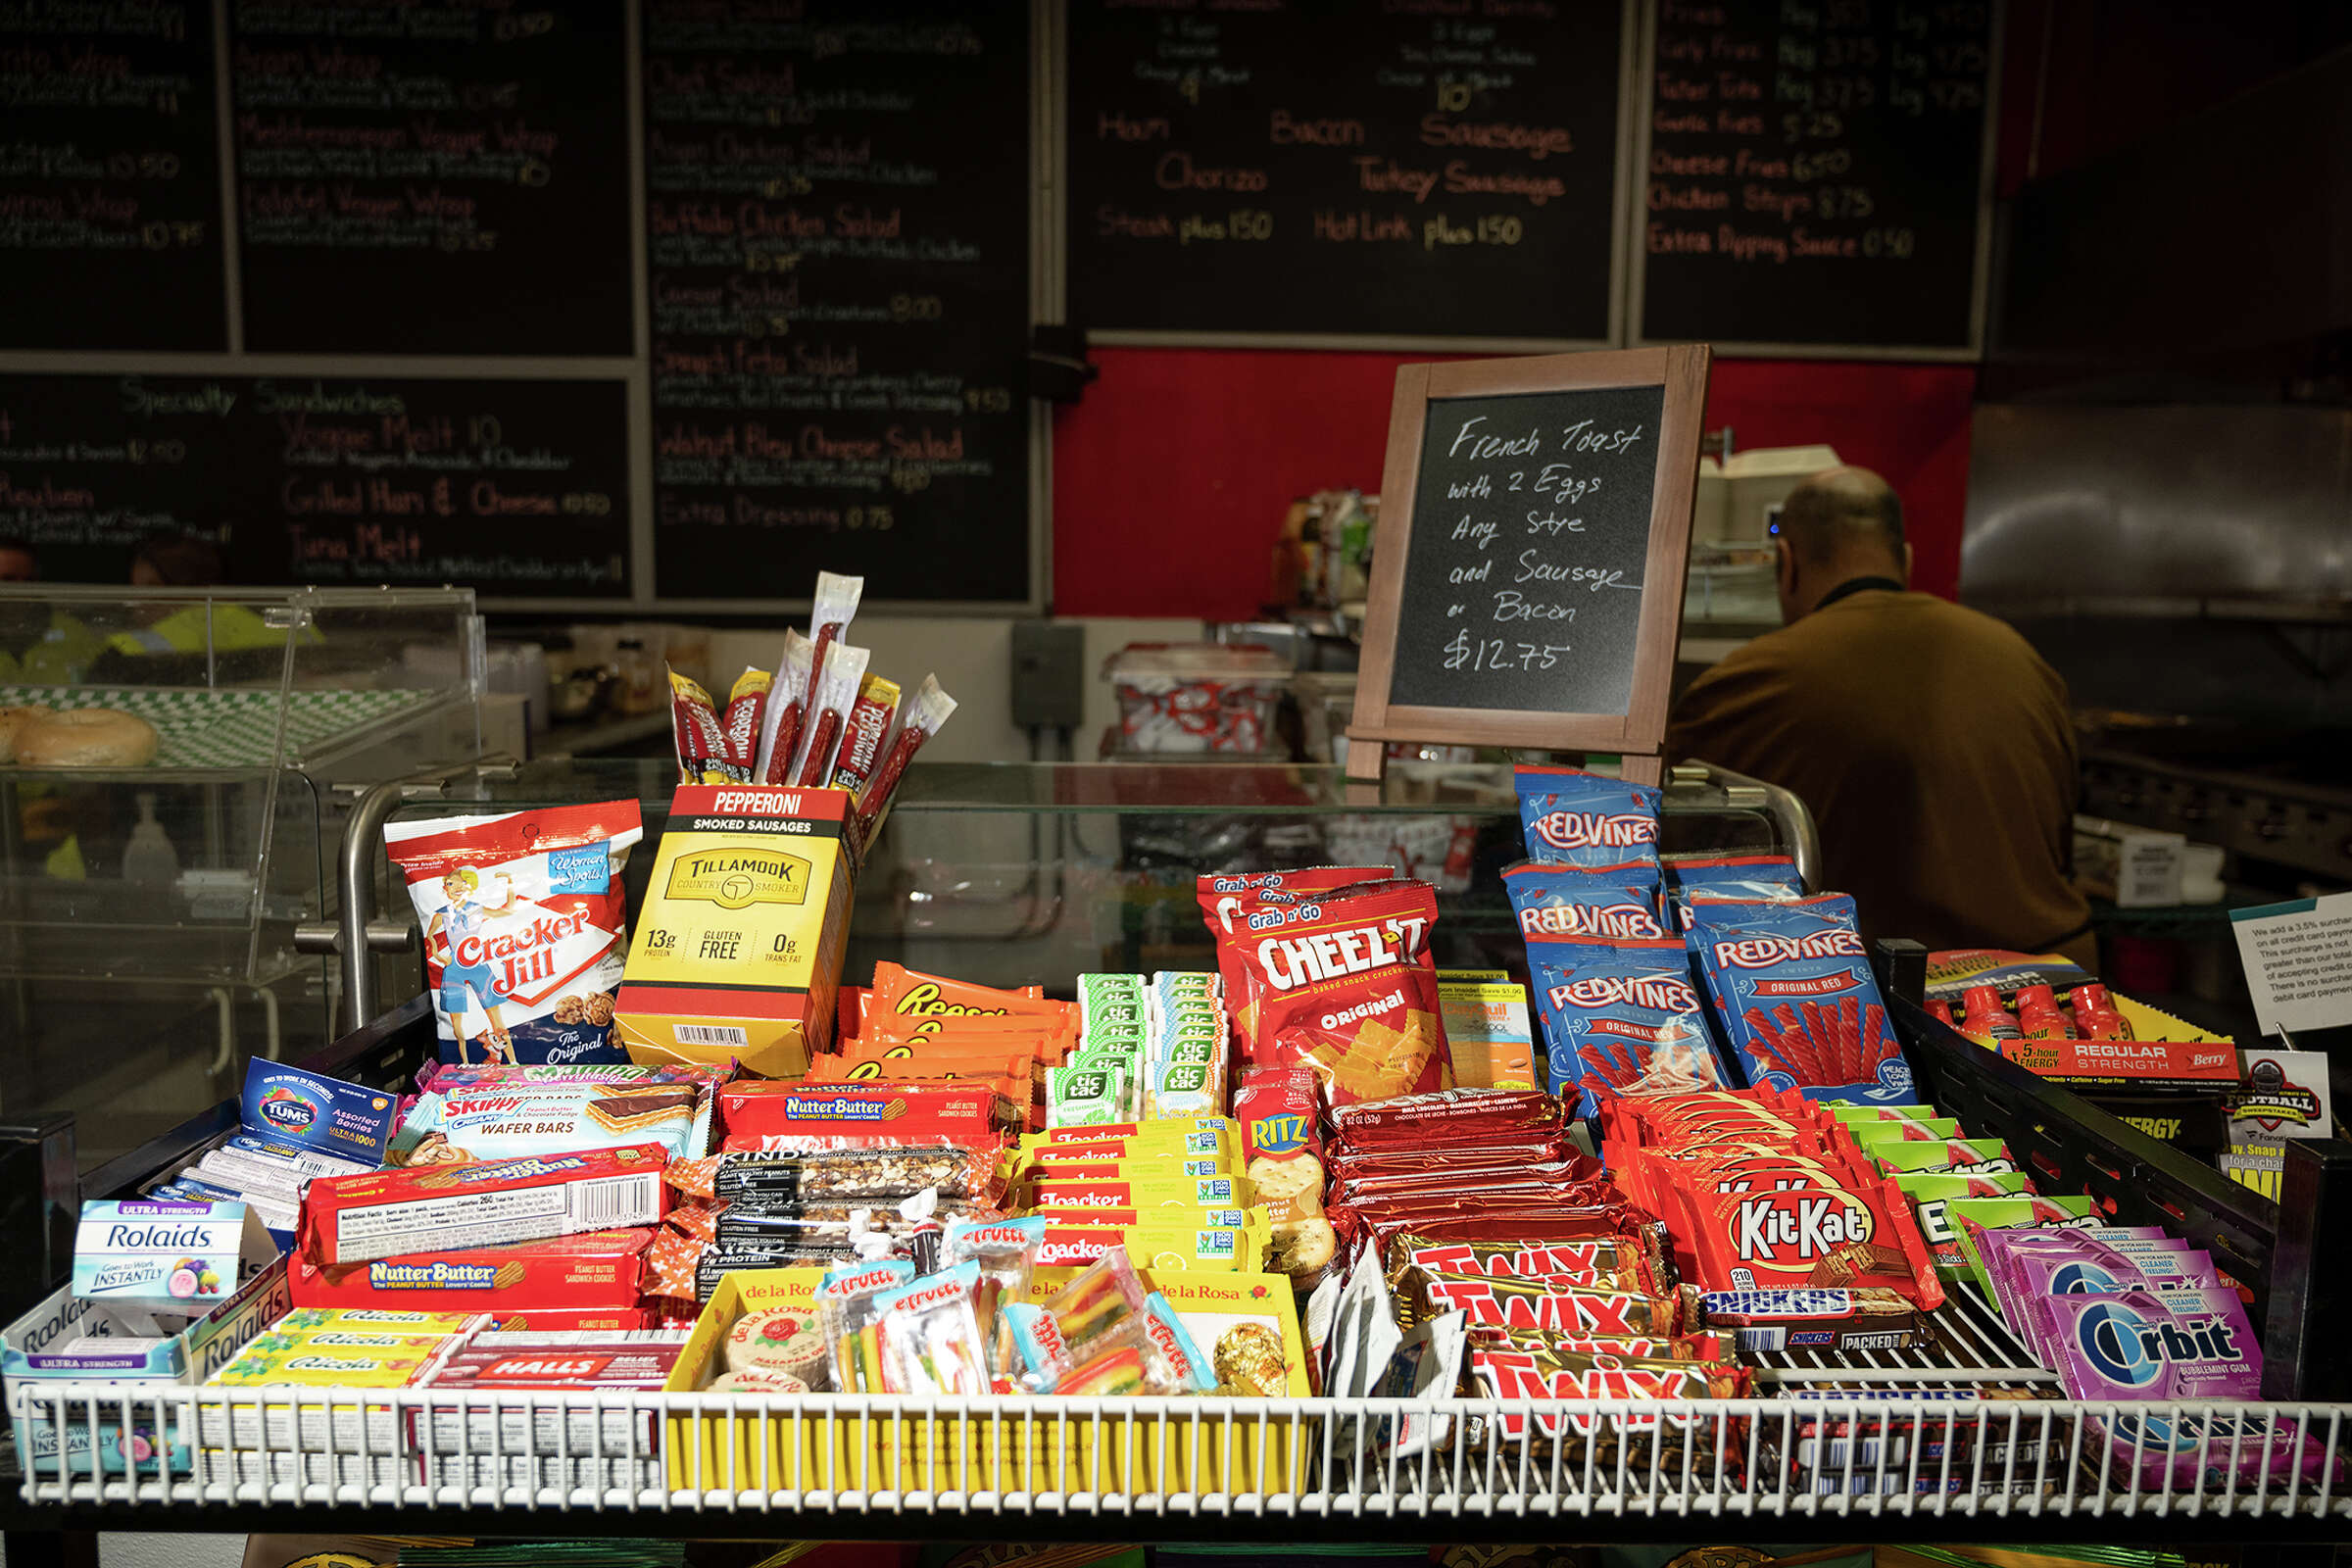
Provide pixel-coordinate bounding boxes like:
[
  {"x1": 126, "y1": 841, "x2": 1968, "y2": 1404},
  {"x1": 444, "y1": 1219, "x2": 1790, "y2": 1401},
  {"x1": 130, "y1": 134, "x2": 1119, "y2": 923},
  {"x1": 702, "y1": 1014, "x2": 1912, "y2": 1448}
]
[{"x1": 615, "y1": 784, "x2": 855, "y2": 1079}]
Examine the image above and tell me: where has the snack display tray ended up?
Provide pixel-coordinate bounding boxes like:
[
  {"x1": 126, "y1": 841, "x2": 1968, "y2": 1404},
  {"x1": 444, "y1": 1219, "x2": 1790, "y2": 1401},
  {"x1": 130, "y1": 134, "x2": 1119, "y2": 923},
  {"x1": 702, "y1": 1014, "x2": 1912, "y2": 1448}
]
[{"x1": 9, "y1": 1382, "x2": 2350, "y2": 1529}]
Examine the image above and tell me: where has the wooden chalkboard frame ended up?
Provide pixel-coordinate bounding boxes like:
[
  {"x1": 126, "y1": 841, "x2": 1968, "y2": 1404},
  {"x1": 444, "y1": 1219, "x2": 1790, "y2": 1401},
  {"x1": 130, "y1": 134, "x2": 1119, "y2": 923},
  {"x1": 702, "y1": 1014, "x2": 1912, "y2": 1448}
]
[{"x1": 1347, "y1": 345, "x2": 1711, "y2": 783}]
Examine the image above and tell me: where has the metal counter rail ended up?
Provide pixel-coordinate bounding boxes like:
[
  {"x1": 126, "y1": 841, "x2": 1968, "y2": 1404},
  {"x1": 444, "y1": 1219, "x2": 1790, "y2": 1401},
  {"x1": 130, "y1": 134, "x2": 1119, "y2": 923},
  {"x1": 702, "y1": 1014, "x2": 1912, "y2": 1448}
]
[{"x1": 9, "y1": 1384, "x2": 2351, "y2": 1535}]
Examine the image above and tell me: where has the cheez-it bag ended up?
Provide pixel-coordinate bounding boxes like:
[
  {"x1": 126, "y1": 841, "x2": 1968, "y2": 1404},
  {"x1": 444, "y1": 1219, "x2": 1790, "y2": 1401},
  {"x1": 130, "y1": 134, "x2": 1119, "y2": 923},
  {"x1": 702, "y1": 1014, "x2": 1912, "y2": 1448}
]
[{"x1": 1238, "y1": 879, "x2": 1452, "y2": 1111}]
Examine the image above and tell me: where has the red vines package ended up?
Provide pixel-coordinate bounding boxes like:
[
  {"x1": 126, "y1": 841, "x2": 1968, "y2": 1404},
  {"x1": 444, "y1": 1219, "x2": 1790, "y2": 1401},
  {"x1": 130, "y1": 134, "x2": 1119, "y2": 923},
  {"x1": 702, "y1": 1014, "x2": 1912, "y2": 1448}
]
[
  {"x1": 1236, "y1": 879, "x2": 1452, "y2": 1110},
  {"x1": 1512, "y1": 765, "x2": 1663, "y2": 871},
  {"x1": 384, "y1": 801, "x2": 644, "y2": 1066},
  {"x1": 1502, "y1": 862, "x2": 1667, "y2": 941},
  {"x1": 1527, "y1": 933, "x2": 1727, "y2": 1114},
  {"x1": 1690, "y1": 894, "x2": 1909, "y2": 1102}
]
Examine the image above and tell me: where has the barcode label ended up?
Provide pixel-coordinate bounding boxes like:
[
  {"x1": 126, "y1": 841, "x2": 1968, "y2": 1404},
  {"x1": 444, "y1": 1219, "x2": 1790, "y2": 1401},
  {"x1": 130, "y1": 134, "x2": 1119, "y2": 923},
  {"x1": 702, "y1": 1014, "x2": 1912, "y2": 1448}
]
[
  {"x1": 676, "y1": 1024, "x2": 748, "y2": 1047},
  {"x1": 571, "y1": 1175, "x2": 650, "y2": 1224}
]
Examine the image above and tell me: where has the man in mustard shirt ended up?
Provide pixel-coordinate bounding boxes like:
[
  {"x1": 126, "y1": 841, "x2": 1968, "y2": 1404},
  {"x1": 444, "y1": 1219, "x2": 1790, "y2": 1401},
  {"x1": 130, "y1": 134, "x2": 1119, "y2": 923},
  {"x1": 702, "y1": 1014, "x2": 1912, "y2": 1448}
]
[{"x1": 1666, "y1": 466, "x2": 2094, "y2": 966}]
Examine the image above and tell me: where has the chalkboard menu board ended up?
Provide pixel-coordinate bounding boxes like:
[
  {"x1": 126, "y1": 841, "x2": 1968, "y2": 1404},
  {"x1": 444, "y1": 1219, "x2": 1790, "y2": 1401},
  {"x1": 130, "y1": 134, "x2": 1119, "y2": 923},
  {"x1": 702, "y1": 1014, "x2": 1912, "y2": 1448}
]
[
  {"x1": 643, "y1": 1, "x2": 1034, "y2": 604},
  {"x1": 0, "y1": 373, "x2": 629, "y2": 595},
  {"x1": 230, "y1": 0, "x2": 633, "y2": 355},
  {"x1": 1, "y1": 2, "x2": 227, "y2": 350},
  {"x1": 1351, "y1": 347, "x2": 1709, "y2": 773},
  {"x1": 1636, "y1": 0, "x2": 1994, "y2": 351},
  {"x1": 1066, "y1": 1, "x2": 1629, "y2": 343},
  {"x1": 1389, "y1": 382, "x2": 1670, "y2": 718}
]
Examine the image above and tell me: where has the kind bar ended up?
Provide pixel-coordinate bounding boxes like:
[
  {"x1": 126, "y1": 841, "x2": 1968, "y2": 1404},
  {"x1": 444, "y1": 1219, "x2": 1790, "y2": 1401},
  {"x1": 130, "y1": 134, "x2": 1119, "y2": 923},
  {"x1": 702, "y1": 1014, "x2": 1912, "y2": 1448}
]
[
  {"x1": 289, "y1": 1228, "x2": 654, "y2": 1313},
  {"x1": 1698, "y1": 1289, "x2": 1930, "y2": 1352},
  {"x1": 712, "y1": 1146, "x2": 1002, "y2": 1203},
  {"x1": 301, "y1": 1146, "x2": 670, "y2": 1265}
]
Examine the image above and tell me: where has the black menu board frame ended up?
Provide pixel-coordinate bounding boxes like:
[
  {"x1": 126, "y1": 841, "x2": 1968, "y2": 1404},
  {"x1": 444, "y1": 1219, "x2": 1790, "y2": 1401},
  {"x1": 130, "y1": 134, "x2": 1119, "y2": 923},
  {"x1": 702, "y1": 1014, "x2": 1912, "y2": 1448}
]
[
  {"x1": 1057, "y1": 0, "x2": 1642, "y2": 352},
  {"x1": 1348, "y1": 345, "x2": 1710, "y2": 785},
  {"x1": 1627, "y1": 0, "x2": 2002, "y2": 359}
]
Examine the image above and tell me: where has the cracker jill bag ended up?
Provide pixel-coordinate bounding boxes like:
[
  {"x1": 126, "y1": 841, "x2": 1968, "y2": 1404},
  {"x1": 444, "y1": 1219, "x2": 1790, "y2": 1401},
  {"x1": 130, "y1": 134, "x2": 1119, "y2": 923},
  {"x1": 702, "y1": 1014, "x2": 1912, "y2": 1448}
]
[{"x1": 385, "y1": 801, "x2": 644, "y2": 1065}]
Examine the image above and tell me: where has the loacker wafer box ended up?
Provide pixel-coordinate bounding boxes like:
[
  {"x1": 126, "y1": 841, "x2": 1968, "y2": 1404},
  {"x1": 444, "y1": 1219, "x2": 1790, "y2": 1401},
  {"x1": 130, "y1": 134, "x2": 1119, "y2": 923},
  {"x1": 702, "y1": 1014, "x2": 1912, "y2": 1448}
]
[{"x1": 615, "y1": 784, "x2": 856, "y2": 1078}]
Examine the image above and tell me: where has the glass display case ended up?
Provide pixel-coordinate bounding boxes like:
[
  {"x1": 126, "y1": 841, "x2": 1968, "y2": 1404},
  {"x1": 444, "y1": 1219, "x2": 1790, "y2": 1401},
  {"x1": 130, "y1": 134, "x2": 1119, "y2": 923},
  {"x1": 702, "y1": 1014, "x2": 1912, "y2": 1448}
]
[
  {"x1": 375, "y1": 759, "x2": 1812, "y2": 1004},
  {"x1": 0, "y1": 585, "x2": 485, "y2": 1167}
]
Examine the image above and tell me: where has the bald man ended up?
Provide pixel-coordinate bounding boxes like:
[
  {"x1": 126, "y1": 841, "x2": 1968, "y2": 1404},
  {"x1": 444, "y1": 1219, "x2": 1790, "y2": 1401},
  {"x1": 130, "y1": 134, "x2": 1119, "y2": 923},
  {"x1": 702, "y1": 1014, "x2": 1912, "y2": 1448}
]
[{"x1": 1667, "y1": 466, "x2": 2093, "y2": 966}]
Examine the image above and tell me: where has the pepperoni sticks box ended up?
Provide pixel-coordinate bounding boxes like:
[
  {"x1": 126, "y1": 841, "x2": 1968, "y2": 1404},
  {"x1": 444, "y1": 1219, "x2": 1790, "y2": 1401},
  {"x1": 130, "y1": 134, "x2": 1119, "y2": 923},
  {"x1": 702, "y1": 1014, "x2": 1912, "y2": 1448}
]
[{"x1": 616, "y1": 784, "x2": 857, "y2": 1078}]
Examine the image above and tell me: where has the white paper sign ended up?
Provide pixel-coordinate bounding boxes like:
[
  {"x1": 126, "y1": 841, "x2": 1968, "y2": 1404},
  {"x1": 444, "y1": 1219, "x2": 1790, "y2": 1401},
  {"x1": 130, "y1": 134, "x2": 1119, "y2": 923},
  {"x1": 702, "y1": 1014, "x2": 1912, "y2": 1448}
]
[{"x1": 2230, "y1": 892, "x2": 2352, "y2": 1037}]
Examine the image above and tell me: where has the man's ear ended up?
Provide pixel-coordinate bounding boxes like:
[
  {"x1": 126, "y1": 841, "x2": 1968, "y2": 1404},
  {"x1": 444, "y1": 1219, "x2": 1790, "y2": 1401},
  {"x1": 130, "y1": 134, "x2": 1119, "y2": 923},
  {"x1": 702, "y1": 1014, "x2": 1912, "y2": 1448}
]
[
  {"x1": 1774, "y1": 537, "x2": 1794, "y2": 594},
  {"x1": 1901, "y1": 542, "x2": 1915, "y2": 585}
]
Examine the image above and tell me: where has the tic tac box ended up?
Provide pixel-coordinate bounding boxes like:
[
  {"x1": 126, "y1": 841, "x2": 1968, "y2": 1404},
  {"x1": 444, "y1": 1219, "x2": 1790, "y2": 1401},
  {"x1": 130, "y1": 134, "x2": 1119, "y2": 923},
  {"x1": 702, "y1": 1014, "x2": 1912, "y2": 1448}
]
[
  {"x1": 72, "y1": 1200, "x2": 277, "y2": 1312},
  {"x1": 615, "y1": 784, "x2": 855, "y2": 1079}
]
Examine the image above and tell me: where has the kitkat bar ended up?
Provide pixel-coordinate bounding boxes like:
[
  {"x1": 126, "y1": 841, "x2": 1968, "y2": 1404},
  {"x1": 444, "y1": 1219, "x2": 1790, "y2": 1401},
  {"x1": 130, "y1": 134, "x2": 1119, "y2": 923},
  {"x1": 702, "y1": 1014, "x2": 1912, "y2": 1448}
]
[
  {"x1": 300, "y1": 1146, "x2": 671, "y2": 1266},
  {"x1": 718, "y1": 1080, "x2": 1011, "y2": 1152},
  {"x1": 290, "y1": 1228, "x2": 655, "y2": 1313}
]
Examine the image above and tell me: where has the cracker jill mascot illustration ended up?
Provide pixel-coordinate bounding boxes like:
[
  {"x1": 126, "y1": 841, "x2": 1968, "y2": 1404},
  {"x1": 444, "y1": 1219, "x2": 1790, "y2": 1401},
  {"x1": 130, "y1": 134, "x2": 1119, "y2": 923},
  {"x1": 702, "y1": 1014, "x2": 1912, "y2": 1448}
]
[{"x1": 427, "y1": 865, "x2": 518, "y2": 1062}]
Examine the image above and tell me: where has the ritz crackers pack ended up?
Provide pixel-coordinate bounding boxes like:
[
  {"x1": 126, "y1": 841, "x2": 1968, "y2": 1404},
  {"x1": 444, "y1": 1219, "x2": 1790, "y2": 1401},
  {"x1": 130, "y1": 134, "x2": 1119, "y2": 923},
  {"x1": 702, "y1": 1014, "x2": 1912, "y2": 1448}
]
[{"x1": 615, "y1": 784, "x2": 856, "y2": 1078}]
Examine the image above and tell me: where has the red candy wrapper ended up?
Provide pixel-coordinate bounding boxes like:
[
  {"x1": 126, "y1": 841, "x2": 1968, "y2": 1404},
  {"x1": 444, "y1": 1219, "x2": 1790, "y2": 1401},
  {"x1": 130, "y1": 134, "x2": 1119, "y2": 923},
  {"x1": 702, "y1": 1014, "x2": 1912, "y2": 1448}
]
[
  {"x1": 1331, "y1": 1087, "x2": 1563, "y2": 1150},
  {"x1": 800, "y1": 570, "x2": 863, "y2": 725},
  {"x1": 1236, "y1": 878, "x2": 1452, "y2": 1110},
  {"x1": 668, "y1": 668, "x2": 747, "y2": 784},
  {"x1": 852, "y1": 673, "x2": 956, "y2": 847},
  {"x1": 1672, "y1": 1171, "x2": 1943, "y2": 1309},
  {"x1": 718, "y1": 667, "x2": 771, "y2": 770},
  {"x1": 830, "y1": 672, "x2": 904, "y2": 801}
]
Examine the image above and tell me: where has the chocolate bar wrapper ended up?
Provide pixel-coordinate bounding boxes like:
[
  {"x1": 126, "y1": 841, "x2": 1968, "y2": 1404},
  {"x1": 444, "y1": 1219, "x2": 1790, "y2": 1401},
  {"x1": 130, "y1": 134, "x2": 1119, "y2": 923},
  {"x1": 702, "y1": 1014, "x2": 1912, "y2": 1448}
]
[
  {"x1": 713, "y1": 1147, "x2": 1003, "y2": 1204},
  {"x1": 1697, "y1": 1288, "x2": 1930, "y2": 1352},
  {"x1": 301, "y1": 1146, "x2": 671, "y2": 1265},
  {"x1": 1403, "y1": 1266, "x2": 1695, "y2": 1339},
  {"x1": 1384, "y1": 1232, "x2": 1659, "y2": 1298},
  {"x1": 1465, "y1": 1344, "x2": 1748, "y2": 1484}
]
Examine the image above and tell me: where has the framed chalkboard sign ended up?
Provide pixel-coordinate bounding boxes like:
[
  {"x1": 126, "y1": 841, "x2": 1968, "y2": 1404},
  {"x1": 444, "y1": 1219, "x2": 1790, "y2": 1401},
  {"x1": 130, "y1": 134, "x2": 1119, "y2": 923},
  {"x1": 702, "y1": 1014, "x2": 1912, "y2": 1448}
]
[{"x1": 1348, "y1": 346, "x2": 1711, "y2": 783}]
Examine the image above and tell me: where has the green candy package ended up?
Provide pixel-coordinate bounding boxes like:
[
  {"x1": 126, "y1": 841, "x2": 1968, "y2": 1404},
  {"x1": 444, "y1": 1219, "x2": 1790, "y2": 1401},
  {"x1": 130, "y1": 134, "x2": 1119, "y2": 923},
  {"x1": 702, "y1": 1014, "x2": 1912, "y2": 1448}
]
[
  {"x1": 1945, "y1": 1194, "x2": 2105, "y2": 1301},
  {"x1": 1892, "y1": 1169, "x2": 2034, "y2": 1277}
]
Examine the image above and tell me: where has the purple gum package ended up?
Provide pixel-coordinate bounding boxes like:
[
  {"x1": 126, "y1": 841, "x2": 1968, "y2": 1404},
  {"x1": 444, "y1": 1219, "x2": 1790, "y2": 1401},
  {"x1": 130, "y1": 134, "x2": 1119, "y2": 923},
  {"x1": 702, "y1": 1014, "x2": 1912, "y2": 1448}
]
[{"x1": 2041, "y1": 1286, "x2": 2341, "y2": 1492}]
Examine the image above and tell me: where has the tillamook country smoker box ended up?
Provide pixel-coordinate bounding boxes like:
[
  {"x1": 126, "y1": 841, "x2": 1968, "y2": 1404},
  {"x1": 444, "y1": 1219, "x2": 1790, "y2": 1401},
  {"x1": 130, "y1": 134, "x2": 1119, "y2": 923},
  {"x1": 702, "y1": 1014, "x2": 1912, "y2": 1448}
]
[{"x1": 614, "y1": 784, "x2": 853, "y2": 1078}]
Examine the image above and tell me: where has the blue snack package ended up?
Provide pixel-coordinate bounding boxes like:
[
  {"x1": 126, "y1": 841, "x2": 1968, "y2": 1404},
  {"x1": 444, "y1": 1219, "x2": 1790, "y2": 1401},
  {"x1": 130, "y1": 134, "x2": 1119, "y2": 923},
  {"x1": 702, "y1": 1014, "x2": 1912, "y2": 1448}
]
[
  {"x1": 240, "y1": 1061, "x2": 398, "y2": 1165},
  {"x1": 1689, "y1": 895, "x2": 1913, "y2": 1103},
  {"x1": 1663, "y1": 853, "x2": 1801, "y2": 892},
  {"x1": 1512, "y1": 765, "x2": 1662, "y2": 872},
  {"x1": 1502, "y1": 860, "x2": 1666, "y2": 941},
  {"x1": 1526, "y1": 933, "x2": 1726, "y2": 1115}
]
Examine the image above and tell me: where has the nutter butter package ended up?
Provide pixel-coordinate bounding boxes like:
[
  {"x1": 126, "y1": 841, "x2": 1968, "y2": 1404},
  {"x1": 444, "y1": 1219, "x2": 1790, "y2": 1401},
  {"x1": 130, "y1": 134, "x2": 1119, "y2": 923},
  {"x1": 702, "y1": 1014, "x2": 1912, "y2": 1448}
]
[
  {"x1": 615, "y1": 784, "x2": 857, "y2": 1079},
  {"x1": 288, "y1": 1228, "x2": 655, "y2": 1314},
  {"x1": 300, "y1": 1147, "x2": 671, "y2": 1265}
]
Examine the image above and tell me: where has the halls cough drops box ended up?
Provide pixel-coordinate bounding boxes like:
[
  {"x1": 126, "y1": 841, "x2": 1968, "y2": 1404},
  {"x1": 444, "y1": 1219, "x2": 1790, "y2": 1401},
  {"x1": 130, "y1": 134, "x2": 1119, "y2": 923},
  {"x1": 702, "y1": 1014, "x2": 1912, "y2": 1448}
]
[{"x1": 616, "y1": 785, "x2": 853, "y2": 1078}]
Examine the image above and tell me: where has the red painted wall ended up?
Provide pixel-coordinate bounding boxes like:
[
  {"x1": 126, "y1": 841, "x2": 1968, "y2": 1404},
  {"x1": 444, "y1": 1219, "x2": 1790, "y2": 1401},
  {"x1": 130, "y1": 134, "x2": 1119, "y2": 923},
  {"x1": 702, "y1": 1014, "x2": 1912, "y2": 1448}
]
[{"x1": 1052, "y1": 349, "x2": 1977, "y2": 619}]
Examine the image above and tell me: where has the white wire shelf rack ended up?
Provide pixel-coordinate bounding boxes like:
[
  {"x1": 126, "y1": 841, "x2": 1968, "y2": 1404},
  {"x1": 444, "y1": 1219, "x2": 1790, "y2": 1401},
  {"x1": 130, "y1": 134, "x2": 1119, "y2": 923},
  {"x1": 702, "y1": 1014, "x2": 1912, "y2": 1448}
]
[{"x1": 12, "y1": 1383, "x2": 2349, "y2": 1524}]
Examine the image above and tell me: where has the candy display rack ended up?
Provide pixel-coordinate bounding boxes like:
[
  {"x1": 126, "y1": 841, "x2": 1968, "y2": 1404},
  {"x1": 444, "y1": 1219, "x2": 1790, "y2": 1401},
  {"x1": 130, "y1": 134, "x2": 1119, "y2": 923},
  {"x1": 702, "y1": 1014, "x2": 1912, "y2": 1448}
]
[
  {"x1": 3, "y1": 990, "x2": 2350, "y2": 1544},
  {"x1": 0, "y1": 585, "x2": 485, "y2": 1170}
]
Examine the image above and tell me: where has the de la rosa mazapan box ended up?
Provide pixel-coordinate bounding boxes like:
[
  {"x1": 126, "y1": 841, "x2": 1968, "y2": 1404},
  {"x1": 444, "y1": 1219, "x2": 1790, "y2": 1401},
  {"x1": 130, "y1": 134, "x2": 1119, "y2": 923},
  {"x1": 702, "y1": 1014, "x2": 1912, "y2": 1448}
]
[{"x1": 615, "y1": 784, "x2": 855, "y2": 1079}]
